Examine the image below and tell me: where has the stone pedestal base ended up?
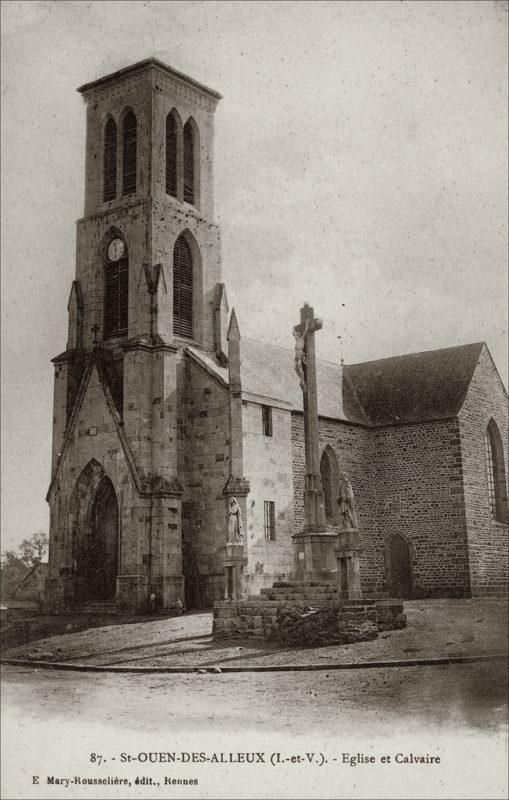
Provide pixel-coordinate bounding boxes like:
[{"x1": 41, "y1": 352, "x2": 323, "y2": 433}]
[
  {"x1": 224, "y1": 543, "x2": 248, "y2": 600},
  {"x1": 115, "y1": 575, "x2": 148, "y2": 610},
  {"x1": 335, "y1": 528, "x2": 363, "y2": 600},
  {"x1": 45, "y1": 573, "x2": 185, "y2": 613},
  {"x1": 293, "y1": 530, "x2": 337, "y2": 582},
  {"x1": 132, "y1": 574, "x2": 185, "y2": 611},
  {"x1": 44, "y1": 576, "x2": 76, "y2": 612}
]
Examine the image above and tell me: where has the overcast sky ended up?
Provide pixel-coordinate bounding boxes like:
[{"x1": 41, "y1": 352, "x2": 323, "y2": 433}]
[{"x1": 1, "y1": 0, "x2": 507, "y2": 550}]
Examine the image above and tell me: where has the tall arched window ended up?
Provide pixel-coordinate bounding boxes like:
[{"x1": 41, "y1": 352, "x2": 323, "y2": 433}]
[
  {"x1": 173, "y1": 235, "x2": 193, "y2": 338},
  {"x1": 320, "y1": 450, "x2": 334, "y2": 524},
  {"x1": 103, "y1": 118, "x2": 117, "y2": 202},
  {"x1": 166, "y1": 112, "x2": 177, "y2": 198},
  {"x1": 122, "y1": 111, "x2": 137, "y2": 196},
  {"x1": 485, "y1": 419, "x2": 508, "y2": 523},
  {"x1": 183, "y1": 120, "x2": 194, "y2": 204},
  {"x1": 104, "y1": 238, "x2": 128, "y2": 339}
]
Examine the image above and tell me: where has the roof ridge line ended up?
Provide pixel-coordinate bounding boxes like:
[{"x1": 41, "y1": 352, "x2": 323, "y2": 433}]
[
  {"x1": 346, "y1": 341, "x2": 485, "y2": 368},
  {"x1": 242, "y1": 336, "x2": 342, "y2": 369}
]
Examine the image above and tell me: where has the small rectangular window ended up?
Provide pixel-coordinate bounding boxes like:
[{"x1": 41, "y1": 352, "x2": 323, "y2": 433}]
[
  {"x1": 264, "y1": 501, "x2": 276, "y2": 541},
  {"x1": 262, "y1": 405, "x2": 272, "y2": 437}
]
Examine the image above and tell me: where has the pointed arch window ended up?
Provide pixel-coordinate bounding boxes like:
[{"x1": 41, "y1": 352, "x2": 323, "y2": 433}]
[
  {"x1": 183, "y1": 120, "x2": 194, "y2": 204},
  {"x1": 320, "y1": 450, "x2": 334, "y2": 524},
  {"x1": 122, "y1": 111, "x2": 137, "y2": 196},
  {"x1": 173, "y1": 235, "x2": 193, "y2": 338},
  {"x1": 485, "y1": 420, "x2": 508, "y2": 523},
  {"x1": 103, "y1": 118, "x2": 117, "y2": 202},
  {"x1": 104, "y1": 239, "x2": 128, "y2": 339},
  {"x1": 166, "y1": 113, "x2": 178, "y2": 198}
]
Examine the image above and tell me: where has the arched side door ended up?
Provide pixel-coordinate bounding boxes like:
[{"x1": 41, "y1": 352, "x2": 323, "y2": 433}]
[{"x1": 387, "y1": 533, "x2": 413, "y2": 599}]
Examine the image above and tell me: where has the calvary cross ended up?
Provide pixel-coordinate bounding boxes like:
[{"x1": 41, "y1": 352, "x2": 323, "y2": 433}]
[
  {"x1": 294, "y1": 302, "x2": 322, "y2": 396},
  {"x1": 293, "y1": 303, "x2": 327, "y2": 531}
]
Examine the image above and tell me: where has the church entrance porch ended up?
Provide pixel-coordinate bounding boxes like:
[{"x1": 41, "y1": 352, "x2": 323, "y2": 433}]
[
  {"x1": 76, "y1": 476, "x2": 119, "y2": 603},
  {"x1": 64, "y1": 460, "x2": 120, "y2": 608},
  {"x1": 386, "y1": 533, "x2": 413, "y2": 599}
]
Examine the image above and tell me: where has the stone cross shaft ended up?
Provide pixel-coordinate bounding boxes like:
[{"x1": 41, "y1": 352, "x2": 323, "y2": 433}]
[{"x1": 294, "y1": 303, "x2": 327, "y2": 531}]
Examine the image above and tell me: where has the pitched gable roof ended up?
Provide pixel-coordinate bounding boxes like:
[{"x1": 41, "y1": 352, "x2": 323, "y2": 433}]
[
  {"x1": 188, "y1": 339, "x2": 487, "y2": 427},
  {"x1": 46, "y1": 350, "x2": 141, "y2": 500},
  {"x1": 240, "y1": 338, "x2": 365, "y2": 422},
  {"x1": 345, "y1": 342, "x2": 485, "y2": 426}
]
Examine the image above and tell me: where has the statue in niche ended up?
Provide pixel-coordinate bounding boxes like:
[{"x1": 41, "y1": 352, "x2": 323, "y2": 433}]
[
  {"x1": 227, "y1": 497, "x2": 243, "y2": 544},
  {"x1": 293, "y1": 319, "x2": 310, "y2": 391},
  {"x1": 337, "y1": 473, "x2": 357, "y2": 529}
]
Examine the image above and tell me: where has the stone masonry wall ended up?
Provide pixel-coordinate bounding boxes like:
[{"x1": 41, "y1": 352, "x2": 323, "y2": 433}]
[
  {"x1": 48, "y1": 366, "x2": 150, "y2": 600},
  {"x1": 458, "y1": 346, "x2": 508, "y2": 595},
  {"x1": 178, "y1": 358, "x2": 230, "y2": 607},
  {"x1": 243, "y1": 402, "x2": 295, "y2": 594},
  {"x1": 291, "y1": 414, "x2": 380, "y2": 591},
  {"x1": 291, "y1": 412, "x2": 471, "y2": 598},
  {"x1": 370, "y1": 418, "x2": 471, "y2": 597},
  {"x1": 77, "y1": 63, "x2": 221, "y2": 352}
]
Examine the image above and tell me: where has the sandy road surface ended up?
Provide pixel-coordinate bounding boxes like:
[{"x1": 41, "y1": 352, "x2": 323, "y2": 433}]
[
  {"x1": 2, "y1": 660, "x2": 507, "y2": 800},
  {"x1": 3, "y1": 599, "x2": 508, "y2": 669},
  {"x1": 2, "y1": 658, "x2": 507, "y2": 735}
]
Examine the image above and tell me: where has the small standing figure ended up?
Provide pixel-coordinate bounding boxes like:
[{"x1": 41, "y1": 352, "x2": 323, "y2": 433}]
[
  {"x1": 175, "y1": 598, "x2": 184, "y2": 615},
  {"x1": 227, "y1": 497, "x2": 243, "y2": 544},
  {"x1": 293, "y1": 319, "x2": 310, "y2": 392},
  {"x1": 337, "y1": 473, "x2": 357, "y2": 529},
  {"x1": 148, "y1": 592, "x2": 157, "y2": 614}
]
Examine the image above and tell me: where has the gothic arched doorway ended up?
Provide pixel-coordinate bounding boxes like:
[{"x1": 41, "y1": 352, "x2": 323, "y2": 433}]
[
  {"x1": 387, "y1": 533, "x2": 413, "y2": 599},
  {"x1": 77, "y1": 476, "x2": 119, "y2": 602}
]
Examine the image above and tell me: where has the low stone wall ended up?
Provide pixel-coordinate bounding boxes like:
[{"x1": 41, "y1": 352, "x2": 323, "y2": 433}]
[
  {"x1": 212, "y1": 594, "x2": 406, "y2": 643},
  {"x1": 212, "y1": 599, "x2": 281, "y2": 638}
]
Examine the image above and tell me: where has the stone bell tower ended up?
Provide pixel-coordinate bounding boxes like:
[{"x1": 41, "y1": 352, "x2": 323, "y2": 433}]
[{"x1": 46, "y1": 59, "x2": 225, "y2": 611}]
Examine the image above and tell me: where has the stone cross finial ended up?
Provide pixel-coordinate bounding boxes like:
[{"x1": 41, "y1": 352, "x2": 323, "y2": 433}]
[{"x1": 295, "y1": 302, "x2": 323, "y2": 334}]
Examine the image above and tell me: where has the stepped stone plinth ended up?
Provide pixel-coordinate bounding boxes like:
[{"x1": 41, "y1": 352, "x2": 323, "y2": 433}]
[{"x1": 212, "y1": 580, "x2": 406, "y2": 640}]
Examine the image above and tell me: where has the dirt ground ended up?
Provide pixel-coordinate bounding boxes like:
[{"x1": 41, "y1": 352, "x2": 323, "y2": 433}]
[
  {"x1": 3, "y1": 598, "x2": 508, "y2": 669},
  {"x1": 2, "y1": 658, "x2": 508, "y2": 800},
  {"x1": 2, "y1": 658, "x2": 508, "y2": 735},
  {"x1": 2, "y1": 598, "x2": 508, "y2": 800}
]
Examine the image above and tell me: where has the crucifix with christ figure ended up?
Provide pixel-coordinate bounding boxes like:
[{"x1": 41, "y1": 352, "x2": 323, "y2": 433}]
[{"x1": 293, "y1": 303, "x2": 327, "y2": 532}]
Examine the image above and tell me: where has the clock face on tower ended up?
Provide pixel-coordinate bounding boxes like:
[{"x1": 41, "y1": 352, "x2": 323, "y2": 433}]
[{"x1": 107, "y1": 238, "x2": 125, "y2": 262}]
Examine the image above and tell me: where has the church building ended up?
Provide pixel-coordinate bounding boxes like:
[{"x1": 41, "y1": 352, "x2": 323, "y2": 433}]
[{"x1": 46, "y1": 59, "x2": 508, "y2": 612}]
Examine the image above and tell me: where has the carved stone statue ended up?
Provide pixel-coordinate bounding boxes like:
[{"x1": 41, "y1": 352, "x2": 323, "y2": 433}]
[
  {"x1": 293, "y1": 319, "x2": 310, "y2": 391},
  {"x1": 227, "y1": 497, "x2": 243, "y2": 544},
  {"x1": 337, "y1": 473, "x2": 357, "y2": 529}
]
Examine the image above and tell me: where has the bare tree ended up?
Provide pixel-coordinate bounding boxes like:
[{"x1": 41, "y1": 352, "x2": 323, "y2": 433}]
[{"x1": 18, "y1": 532, "x2": 49, "y2": 566}]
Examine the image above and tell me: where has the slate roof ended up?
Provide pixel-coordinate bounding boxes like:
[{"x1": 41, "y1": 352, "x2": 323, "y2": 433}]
[
  {"x1": 187, "y1": 340, "x2": 486, "y2": 427},
  {"x1": 188, "y1": 339, "x2": 366, "y2": 422},
  {"x1": 345, "y1": 342, "x2": 485, "y2": 426}
]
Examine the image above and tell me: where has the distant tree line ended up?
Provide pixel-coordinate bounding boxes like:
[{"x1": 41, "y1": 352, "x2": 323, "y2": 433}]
[{"x1": 1, "y1": 532, "x2": 48, "y2": 599}]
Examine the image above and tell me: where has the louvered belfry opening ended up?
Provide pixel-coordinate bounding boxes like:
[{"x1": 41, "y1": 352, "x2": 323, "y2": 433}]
[
  {"x1": 166, "y1": 113, "x2": 177, "y2": 197},
  {"x1": 122, "y1": 111, "x2": 137, "y2": 196},
  {"x1": 103, "y1": 118, "x2": 117, "y2": 202},
  {"x1": 183, "y1": 120, "x2": 194, "y2": 204},
  {"x1": 173, "y1": 235, "x2": 193, "y2": 338},
  {"x1": 104, "y1": 251, "x2": 128, "y2": 339}
]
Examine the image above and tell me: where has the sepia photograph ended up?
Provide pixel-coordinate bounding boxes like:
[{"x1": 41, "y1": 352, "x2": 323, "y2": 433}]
[{"x1": 1, "y1": 1, "x2": 508, "y2": 798}]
